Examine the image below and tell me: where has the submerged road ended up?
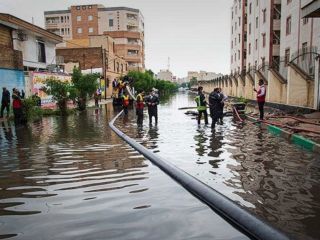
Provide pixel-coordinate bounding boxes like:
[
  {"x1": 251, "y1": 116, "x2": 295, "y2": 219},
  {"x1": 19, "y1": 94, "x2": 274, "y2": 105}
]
[{"x1": 116, "y1": 93, "x2": 320, "y2": 240}]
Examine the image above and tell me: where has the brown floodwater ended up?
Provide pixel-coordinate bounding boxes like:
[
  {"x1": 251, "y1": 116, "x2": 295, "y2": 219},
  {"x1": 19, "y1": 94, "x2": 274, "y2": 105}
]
[
  {"x1": 116, "y1": 93, "x2": 320, "y2": 240},
  {"x1": 0, "y1": 104, "x2": 248, "y2": 239}
]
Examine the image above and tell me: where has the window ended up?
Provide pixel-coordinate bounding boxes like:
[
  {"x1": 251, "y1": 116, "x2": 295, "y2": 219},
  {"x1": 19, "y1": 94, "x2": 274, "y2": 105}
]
[
  {"x1": 89, "y1": 27, "x2": 93, "y2": 33},
  {"x1": 37, "y1": 41, "x2": 46, "y2": 63},
  {"x1": 67, "y1": 16, "x2": 69, "y2": 22},
  {"x1": 263, "y1": 9, "x2": 266, "y2": 23},
  {"x1": 239, "y1": 17, "x2": 241, "y2": 26},
  {"x1": 302, "y1": 42, "x2": 308, "y2": 60},
  {"x1": 286, "y1": 16, "x2": 291, "y2": 35},
  {"x1": 88, "y1": 5, "x2": 92, "y2": 9},
  {"x1": 88, "y1": 15, "x2": 93, "y2": 21},
  {"x1": 61, "y1": 28, "x2": 65, "y2": 35},
  {"x1": 238, "y1": 50, "x2": 240, "y2": 60},
  {"x1": 235, "y1": 52, "x2": 237, "y2": 61},
  {"x1": 231, "y1": 55, "x2": 233, "y2": 64},
  {"x1": 303, "y1": 18, "x2": 309, "y2": 25},
  {"x1": 61, "y1": 16, "x2": 64, "y2": 23},
  {"x1": 256, "y1": 17, "x2": 259, "y2": 28},
  {"x1": 76, "y1": 6, "x2": 80, "y2": 10},
  {"x1": 261, "y1": 57, "x2": 265, "y2": 70},
  {"x1": 82, "y1": 6, "x2": 86, "y2": 10},
  {"x1": 232, "y1": 11, "x2": 234, "y2": 19},
  {"x1": 285, "y1": 48, "x2": 290, "y2": 66},
  {"x1": 255, "y1": 39, "x2": 258, "y2": 50},
  {"x1": 77, "y1": 16, "x2": 81, "y2": 21},
  {"x1": 77, "y1": 28, "x2": 82, "y2": 34},
  {"x1": 239, "y1": 0, "x2": 241, "y2": 9},
  {"x1": 238, "y1": 34, "x2": 241, "y2": 43},
  {"x1": 109, "y1": 19, "x2": 114, "y2": 27},
  {"x1": 256, "y1": 0, "x2": 258, "y2": 6},
  {"x1": 249, "y1": 43, "x2": 251, "y2": 55},
  {"x1": 249, "y1": 3, "x2": 252, "y2": 14},
  {"x1": 262, "y1": 33, "x2": 266, "y2": 47},
  {"x1": 249, "y1": 23, "x2": 251, "y2": 34},
  {"x1": 287, "y1": 0, "x2": 292, "y2": 4}
]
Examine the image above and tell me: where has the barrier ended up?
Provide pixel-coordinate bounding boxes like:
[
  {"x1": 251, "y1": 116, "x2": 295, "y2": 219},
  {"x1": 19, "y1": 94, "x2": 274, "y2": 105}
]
[{"x1": 109, "y1": 111, "x2": 290, "y2": 240}]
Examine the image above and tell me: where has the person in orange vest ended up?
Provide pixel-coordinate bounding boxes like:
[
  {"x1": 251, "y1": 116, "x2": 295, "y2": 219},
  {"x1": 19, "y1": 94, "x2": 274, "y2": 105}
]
[
  {"x1": 136, "y1": 90, "x2": 145, "y2": 126},
  {"x1": 254, "y1": 79, "x2": 266, "y2": 120},
  {"x1": 122, "y1": 91, "x2": 130, "y2": 115}
]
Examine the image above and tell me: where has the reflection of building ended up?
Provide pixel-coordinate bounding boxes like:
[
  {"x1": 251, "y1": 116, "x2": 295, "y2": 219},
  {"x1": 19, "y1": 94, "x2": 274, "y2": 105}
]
[
  {"x1": 56, "y1": 35, "x2": 128, "y2": 98},
  {"x1": 156, "y1": 69, "x2": 173, "y2": 81},
  {"x1": 0, "y1": 13, "x2": 62, "y2": 97},
  {"x1": 44, "y1": 4, "x2": 145, "y2": 71}
]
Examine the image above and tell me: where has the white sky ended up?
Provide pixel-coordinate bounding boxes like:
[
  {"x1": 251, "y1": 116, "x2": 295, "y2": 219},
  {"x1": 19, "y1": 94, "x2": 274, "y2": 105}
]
[{"x1": 0, "y1": 0, "x2": 232, "y2": 77}]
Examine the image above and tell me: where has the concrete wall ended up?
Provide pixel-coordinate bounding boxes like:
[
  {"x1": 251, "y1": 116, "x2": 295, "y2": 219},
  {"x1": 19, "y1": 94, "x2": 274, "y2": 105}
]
[{"x1": 197, "y1": 65, "x2": 316, "y2": 109}]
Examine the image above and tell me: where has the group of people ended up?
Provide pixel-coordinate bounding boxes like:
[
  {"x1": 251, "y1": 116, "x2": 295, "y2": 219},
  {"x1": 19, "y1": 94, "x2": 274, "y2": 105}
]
[
  {"x1": 195, "y1": 86, "x2": 228, "y2": 128},
  {"x1": 195, "y1": 79, "x2": 266, "y2": 127},
  {"x1": 1, "y1": 87, "x2": 41, "y2": 125},
  {"x1": 123, "y1": 89, "x2": 159, "y2": 127}
]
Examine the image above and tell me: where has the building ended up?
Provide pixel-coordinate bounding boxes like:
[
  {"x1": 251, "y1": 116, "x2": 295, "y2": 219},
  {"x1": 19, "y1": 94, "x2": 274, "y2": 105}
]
[
  {"x1": 187, "y1": 71, "x2": 223, "y2": 82},
  {"x1": 0, "y1": 13, "x2": 62, "y2": 97},
  {"x1": 230, "y1": 0, "x2": 247, "y2": 75},
  {"x1": 56, "y1": 35, "x2": 128, "y2": 98},
  {"x1": 44, "y1": 4, "x2": 145, "y2": 71},
  {"x1": 157, "y1": 70, "x2": 173, "y2": 81}
]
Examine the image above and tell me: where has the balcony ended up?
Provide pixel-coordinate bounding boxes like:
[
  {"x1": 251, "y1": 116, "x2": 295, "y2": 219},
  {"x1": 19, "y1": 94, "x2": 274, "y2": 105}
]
[{"x1": 273, "y1": 19, "x2": 281, "y2": 31}]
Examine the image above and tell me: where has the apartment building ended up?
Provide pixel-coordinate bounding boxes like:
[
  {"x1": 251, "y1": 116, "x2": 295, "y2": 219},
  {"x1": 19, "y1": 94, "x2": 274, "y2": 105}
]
[
  {"x1": 44, "y1": 5, "x2": 145, "y2": 71},
  {"x1": 157, "y1": 70, "x2": 173, "y2": 81},
  {"x1": 230, "y1": 0, "x2": 247, "y2": 75}
]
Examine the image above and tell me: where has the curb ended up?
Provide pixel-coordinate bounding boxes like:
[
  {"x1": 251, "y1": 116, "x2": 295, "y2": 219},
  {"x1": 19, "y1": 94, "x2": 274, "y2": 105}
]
[{"x1": 246, "y1": 115, "x2": 320, "y2": 153}]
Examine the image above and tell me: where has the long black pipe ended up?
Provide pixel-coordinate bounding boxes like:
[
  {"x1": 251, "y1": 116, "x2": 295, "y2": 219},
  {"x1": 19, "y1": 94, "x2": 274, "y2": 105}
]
[{"x1": 109, "y1": 111, "x2": 290, "y2": 240}]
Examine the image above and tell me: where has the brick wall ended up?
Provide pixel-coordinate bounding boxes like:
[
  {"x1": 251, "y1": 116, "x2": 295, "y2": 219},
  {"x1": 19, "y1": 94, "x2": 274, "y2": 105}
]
[{"x1": 56, "y1": 47, "x2": 102, "y2": 70}]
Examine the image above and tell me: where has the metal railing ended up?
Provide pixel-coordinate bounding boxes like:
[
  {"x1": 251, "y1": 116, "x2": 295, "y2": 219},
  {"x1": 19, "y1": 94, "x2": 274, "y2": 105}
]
[{"x1": 291, "y1": 46, "x2": 318, "y2": 79}]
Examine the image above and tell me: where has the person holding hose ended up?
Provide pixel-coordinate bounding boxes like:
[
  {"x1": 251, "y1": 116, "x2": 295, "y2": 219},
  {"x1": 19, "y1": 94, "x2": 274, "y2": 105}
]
[
  {"x1": 254, "y1": 79, "x2": 266, "y2": 120},
  {"x1": 122, "y1": 91, "x2": 130, "y2": 115},
  {"x1": 195, "y1": 86, "x2": 208, "y2": 125}
]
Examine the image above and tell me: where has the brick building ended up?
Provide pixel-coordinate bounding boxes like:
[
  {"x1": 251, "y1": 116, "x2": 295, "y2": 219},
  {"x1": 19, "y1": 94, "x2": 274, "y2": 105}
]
[{"x1": 44, "y1": 4, "x2": 145, "y2": 71}]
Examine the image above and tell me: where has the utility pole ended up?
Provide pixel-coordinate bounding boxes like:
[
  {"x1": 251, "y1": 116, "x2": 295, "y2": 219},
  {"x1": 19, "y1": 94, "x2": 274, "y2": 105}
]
[{"x1": 167, "y1": 57, "x2": 170, "y2": 71}]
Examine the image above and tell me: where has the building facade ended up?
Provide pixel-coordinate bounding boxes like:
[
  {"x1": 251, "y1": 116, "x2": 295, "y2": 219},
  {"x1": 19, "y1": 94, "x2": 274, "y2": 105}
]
[
  {"x1": 44, "y1": 4, "x2": 145, "y2": 71},
  {"x1": 222, "y1": 0, "x2": 320, "y2": 109},
  {"x1": 157, "y1": 70, "x2": 173, "y2": 81},
  {"x1": 0, "y1": 13, "x2": 62, "y2": 97}
]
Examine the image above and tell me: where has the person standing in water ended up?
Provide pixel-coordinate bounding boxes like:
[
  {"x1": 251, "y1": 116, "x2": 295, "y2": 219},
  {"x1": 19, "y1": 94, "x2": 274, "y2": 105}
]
[{"x1": 195, "y1": 86, "x2": 208, "y2": 125}]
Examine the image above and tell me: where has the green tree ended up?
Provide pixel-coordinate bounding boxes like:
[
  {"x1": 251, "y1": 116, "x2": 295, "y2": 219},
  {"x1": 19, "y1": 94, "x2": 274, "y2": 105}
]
[
  {"x1": 41, "y1": 78, "x2": 73, "y2": 115},
  {"x1": 189, "y1": 77, "x2": 198, "y2": 87},
  {"x1": 71, "y1": 67, "x2": 99, "y2": 110}
]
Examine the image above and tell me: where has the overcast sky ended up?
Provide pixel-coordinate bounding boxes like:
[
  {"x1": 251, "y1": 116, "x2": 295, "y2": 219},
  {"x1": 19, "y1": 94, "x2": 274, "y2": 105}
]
[{"x1": 0, "y1": 0, "x2": 232, "y2": 77}]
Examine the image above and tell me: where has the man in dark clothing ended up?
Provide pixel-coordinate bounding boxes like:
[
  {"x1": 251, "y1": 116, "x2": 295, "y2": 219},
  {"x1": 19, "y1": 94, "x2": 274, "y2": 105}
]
[
  {"x1": 146, "y1": 90, "x2": 159, "y2": 125},
  {"x1": 195, "y1": 86, "x2": 208, "y2": 125},
  {"x1": 209, "y1": 88, "x2": 223, "y2": 128},
  {"x1": 1, "y1": 87, "x2": 10, "y2": 118}
]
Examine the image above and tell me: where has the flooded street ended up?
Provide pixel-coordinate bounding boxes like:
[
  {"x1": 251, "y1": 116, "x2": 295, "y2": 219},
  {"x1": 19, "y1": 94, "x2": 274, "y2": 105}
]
[
  {"x1": 0, "y1": 105, "x2": 247, "y2": 239},
  {"x1": 116, "y1": 93, "x2": 320, "y2": 240}
]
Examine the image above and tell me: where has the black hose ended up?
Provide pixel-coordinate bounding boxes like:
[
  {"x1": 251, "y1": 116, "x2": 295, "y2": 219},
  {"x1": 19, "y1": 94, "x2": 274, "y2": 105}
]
[{"x1": 109, "y1": 111, "x2": 290, "y2": 240}]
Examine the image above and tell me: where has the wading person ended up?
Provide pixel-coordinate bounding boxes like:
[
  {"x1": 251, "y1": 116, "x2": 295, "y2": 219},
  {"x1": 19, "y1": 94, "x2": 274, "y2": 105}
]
[
  {"x1": 122, "y1": 91, "x2": 130, "y2": 115},
  {"x1": 136, "y1": 90, "x2": 145, "y2": 126},
  {"x1": 12, "y1": 89, "x2": 23, "y2": 126},
  {"x1": 1, "y1": 87, "x2": 10, "y2": 118},
  {"x1": 218, "y1": 88, "x2": 228, "y2": 124},
  {"x1": 254, "y1": 79, "x2": 266, "y2": 120},
  {"x1": 146, "y1": 90, "x2": 159, "y2": 125},
  {"x1": 209, "y1": 88, "x2": 223, "y2": 128},
  {"x1": 195, "y1": 86, "x2": 208, "y2": 125}
]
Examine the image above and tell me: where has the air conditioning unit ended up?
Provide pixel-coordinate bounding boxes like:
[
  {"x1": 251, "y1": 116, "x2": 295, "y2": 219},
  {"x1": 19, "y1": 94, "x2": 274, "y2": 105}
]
[{"x1": 16, "y1": 31, "x2": 28, "y2": 41}]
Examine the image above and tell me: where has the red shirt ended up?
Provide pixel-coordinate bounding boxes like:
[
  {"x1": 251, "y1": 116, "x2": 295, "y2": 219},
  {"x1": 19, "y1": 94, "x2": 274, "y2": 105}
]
[{"x1": 257, "y1": 85, "x2": 266, "y2": 102}]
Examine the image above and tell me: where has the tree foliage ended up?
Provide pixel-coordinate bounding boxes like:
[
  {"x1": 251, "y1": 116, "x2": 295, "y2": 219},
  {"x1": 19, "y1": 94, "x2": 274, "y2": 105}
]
[
  {"x1": 189, "y1": 77, "x2": 198, "y2": 87},
  {"x1": 127, "y1": 70, "x2": 178, "y2": 94}
]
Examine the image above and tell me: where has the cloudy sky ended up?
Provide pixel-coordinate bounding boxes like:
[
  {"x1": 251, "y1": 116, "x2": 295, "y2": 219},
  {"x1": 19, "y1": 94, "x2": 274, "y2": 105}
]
[{"x1": 0, "y1": 0, "x2": 232, "y2": 77}]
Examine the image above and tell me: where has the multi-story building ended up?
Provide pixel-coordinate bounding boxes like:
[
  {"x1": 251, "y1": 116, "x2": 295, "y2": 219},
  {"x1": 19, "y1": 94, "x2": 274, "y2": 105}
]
[
  {"x1": 157, "y1": 69, "x2": 173, "y2": 81},
  {"x1": 230, "y1": 0, "x2": 247, "y2": 75},
  {"x1": 44, "y1": 4, "x2": 145, "y2": 71}
]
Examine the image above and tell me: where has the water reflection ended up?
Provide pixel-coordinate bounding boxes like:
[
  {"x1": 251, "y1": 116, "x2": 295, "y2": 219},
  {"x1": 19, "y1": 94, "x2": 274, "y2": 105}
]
[
  {"x1": 116, "y1": 93, "x2": 320, "y2": 240},
  {"x1": 0, "y1": 102, "x2": 247, "y2": 240}
]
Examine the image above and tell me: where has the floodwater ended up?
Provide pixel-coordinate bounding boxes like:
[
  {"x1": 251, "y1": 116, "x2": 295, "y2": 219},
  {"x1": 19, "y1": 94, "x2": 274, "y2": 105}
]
[
  {"x1": 0, "y1": 106, "x2": 248, "y2": 239},
  {"x1": 116, "y1": 93, "x2": 320, "y2": 240}
]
